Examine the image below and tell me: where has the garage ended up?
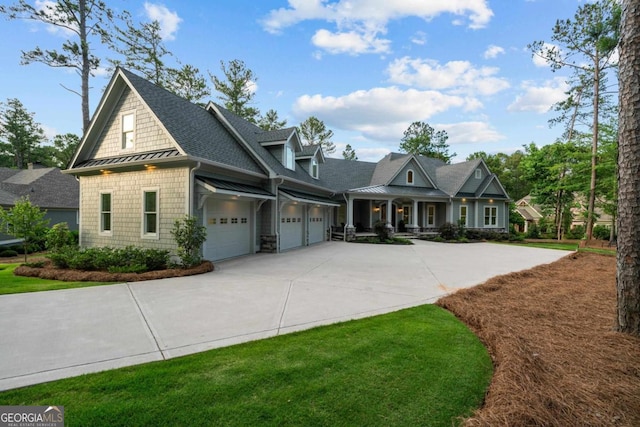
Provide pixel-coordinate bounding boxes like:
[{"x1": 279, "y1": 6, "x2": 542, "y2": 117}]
[
  {"x1": 204, "y1": 198, "x2": 252, "y2": 261},
  {"x1": 308, "y1": 206, "x2": 326, "y2": 244},
  {"x1": 280, "y1": 203, "x2": 304, "y2": 251}
]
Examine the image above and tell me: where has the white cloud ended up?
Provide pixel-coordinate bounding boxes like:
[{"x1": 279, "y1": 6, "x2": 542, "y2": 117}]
[
  {"x1": 386, "y1": 57, "x2": 510, "y2": 96},
  {"x1": 262, "y1": 0, "x2": 493, "y2": 55},
  {"x1": 293, "y1": 86, "x2": 478, "y2": 141},
  {"x1": 507, "y1": 77, "x2": 569, "y2": 113},
  {"x1": 312, "y1": 28, "x2": 390, "y2": 55},
  {"x1": 484, "y1": 44, "x2": 505, "y2": 59},
  {"x1": 440, "y1": 121, "x2": 506, "y2": 144},
  {"x1": 144, "y1": 2, "x2": 182, "y2": 41}
]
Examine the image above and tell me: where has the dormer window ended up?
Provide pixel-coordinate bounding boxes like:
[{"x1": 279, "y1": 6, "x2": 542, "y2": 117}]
[
  {"x1": 285, "y1": 146, "x2": 295, "y2": 170},
  {"x1": 122, "y1": 112, "x2": 135, "y2": 149},
  {"x1": 475, "y1": 168, "x2": 482, "y2": 179},
  {"x1": 311, "y1": 158, "x2": 319, "y2": 179},
  {"x1": 406, "y1": 169, "x2": 414, "y2": 185}
]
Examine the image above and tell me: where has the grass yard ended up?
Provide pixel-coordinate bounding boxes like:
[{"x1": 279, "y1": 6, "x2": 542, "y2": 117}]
[
  {"x1": 0, "y1": 264, "x2": 111, "y2": 295},
  {"x1": 0, "y1": 305, "x2": 492, "y2": 426}
]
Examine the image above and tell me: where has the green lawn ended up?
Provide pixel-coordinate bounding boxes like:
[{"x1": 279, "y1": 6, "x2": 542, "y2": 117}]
[
  {"x1": 0, "y1": 264, "x2": 112, "y2": 295},
  {"x1": 0, "y1": 305, "x2": 493, "y2": 426}
]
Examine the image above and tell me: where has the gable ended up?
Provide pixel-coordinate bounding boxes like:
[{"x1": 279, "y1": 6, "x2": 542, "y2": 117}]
[
  {"x1": 458, "y1": 162, "x2": 491, "y2": 194},
  {"x1": 480, "y1": 179, "x2": 506, "y2": 197},
  {"x1": 389, "y1": 158, "x2": 434, "y2": 188},
  {"x1": 90, "y1": 87, "x2": 175, "y2": 159}
]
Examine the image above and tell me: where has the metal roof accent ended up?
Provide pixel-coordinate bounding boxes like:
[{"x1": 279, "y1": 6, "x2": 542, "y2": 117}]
[
  {"x1": 349, "y1": 185, "x2": 448, "y2": 198},
  {"x1": 279, "y1": 189, "x2": 341, "y2": 207},
  {"x1": 75, "y1": 149, "x2": 182, "y2": 168},
  {"x1": 197, "y1": 177, "x2": 275, "y2": 199}
]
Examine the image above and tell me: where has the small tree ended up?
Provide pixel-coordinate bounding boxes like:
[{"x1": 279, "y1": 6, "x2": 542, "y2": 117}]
[
  {"x1": 171, "y1": 215, "x2": 206, "y2": 268},
  {"x1": 45, "y1": 222, "x2": 75, "y2": 252},
  {"x1": 0, "y1": 196, "x2": 49, "y2": 262}
]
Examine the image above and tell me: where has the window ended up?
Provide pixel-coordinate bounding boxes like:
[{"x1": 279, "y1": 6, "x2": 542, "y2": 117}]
[
  {"x1": 100, "y1": 192, "x2": 112, "y2": 234},
  {"x1": 406, "y1": 169, "x2": 414, "y2": 185},
  {"x1": 484, "y1": 206, "x2": 497, "y2": 227},
  {"x1": 427, "y1": 205, "x2": 436, "y2": 227},
  {"x1": 311, "y1": 158, "x2": 319, "y2": 178},
  {"x1": 122, "y1": 112, "x2": 135, "y2": 149},
  {"x1": 142, "y1": 190, "x2": 158, "y2": 237},
  {"x1": 285, "y1": 146, "x2": 295, "y2": 170},
  {"x1": 460, "y1": 205, "x2": 468, "y2": 226},
  {"x1": 475, "y1": 168, "x2": 482, "y2": 179}
]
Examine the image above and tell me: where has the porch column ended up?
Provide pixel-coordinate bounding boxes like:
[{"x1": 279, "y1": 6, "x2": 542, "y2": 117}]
[
  {"x1": 345, "y1": 195, "x2": 356, "y2": 241},
  {"x1": 369, "y1": 200, "x2": 373, "y2": 229},
  {"x1": 386, "y1": 199, "x2": 392, "y2": 224},
  {"x1": 412, "y1": 200, "x2": 418, "y2": 226}
]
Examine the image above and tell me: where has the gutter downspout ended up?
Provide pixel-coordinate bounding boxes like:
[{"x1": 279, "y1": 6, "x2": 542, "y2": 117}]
[
  {"x1": 189, "y1": 161, "x2": 202, "y2": 216},
  {"x1": 342, "y1": 193, "x2": 349, "y2": 242},
  {"x1": 275, "y1": 178, "x2": 284, "y2": 252}
]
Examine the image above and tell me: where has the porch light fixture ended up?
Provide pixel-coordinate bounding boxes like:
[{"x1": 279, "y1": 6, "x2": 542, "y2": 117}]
[
  {"x1": 489, "y1": 199, "x2": 494, "y2": 203},
  {"x1": 373, "y1": 207, "x2": 380, "y2": 212},
  {"x1": 397, "y1": 208, "x2": 403, "y2": 213},
  {"x1": 144, "y1": 164, "x2": 157, "y2": 170},
  {"x1": 100, "y1": 169, "x2": 111, "y2": 175},
  {"x1": 462, "y1": 198, "x2": 466, "y2": 202}
]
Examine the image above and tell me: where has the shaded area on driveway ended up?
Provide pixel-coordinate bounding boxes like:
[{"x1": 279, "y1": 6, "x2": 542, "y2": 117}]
[{"x1": 0, "y1": 241, "x2": 569, "y2": 390}]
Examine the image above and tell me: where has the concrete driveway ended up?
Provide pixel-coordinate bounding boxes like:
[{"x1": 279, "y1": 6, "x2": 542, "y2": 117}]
[{"x1": 0, "y1": 240, "x2": 569, "y2": 391}]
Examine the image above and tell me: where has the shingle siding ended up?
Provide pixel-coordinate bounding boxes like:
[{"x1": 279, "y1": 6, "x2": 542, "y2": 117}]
[
  {"x1": 79, "y1": 168, "x2": 188, "y2": 252},
  {"x1": 91, "y1": 87, "x2": 175, "y2": 159}
]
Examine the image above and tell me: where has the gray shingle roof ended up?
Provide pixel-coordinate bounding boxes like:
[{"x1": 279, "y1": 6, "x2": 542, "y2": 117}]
[
  {"x1": 120, "y1": 69, "x2": 265, "y2": 176},
  {"x1": 0, "y1": 167, "x2": 78, "y2": 209},
  {"x1": 212, "y1": 103, "x2": 333, "y2": 189},
  {"x1": 256, "y1": 128, "x2": 296, "y2": 143},
  {"x1": 319, "y1": 158, "x2": 377, "y2": 192},
  {"x1": 434, "y1": 158, "x2": 482, "y2": 195}
]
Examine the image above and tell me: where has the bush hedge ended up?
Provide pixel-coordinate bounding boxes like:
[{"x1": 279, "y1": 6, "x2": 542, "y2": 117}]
[{"x1": 47, "y1": 246, "x2": 170, "y2": 273}]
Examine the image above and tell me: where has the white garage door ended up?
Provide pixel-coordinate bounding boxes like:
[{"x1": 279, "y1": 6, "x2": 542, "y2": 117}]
[
  {"x1": 280, "y1": 204, "x2": 304, "y2": 251},
  {"x1": 204, "y1": 198, "x2": 252, "y2": 261},
  {"x1": 309, "y1": 206, "x2": 325, "y2": 244}
]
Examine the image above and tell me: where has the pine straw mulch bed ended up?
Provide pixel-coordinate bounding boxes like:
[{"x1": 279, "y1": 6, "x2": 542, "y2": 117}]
[
  {"x1": 13, "y1": 259, "x2": 214, "y2": 282},
  {"x1": 437, "y1": 252, "x2": 640, "y2": 426}
]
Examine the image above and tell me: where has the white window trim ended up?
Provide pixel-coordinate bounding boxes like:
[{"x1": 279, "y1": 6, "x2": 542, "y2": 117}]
[
  {"x1": 406, "y1": 169, "x2": 414, "y2": 185},
  {"x1": 121, "y1": 110, "x2": 136, "y2": 151},
  {"x1": 311, "y1": 158, "x2": 319, "y2": 179},
  {"x1": 426, "y1": 204, "x2": 436, "y2": 227},
  {"x1": 99, "y1": 190, "x2": 113, "y2": 236},
  {"x1": 284, "y1": 145, "x2": 295, "y2": 170},
  {"x1": 484, "y1": 205, "x2": 498, "y2": 227},
  {"x1": 459, "y1": 205, "x2": 468, "y2": 226},
  {"x1": 141, "y1": 187, "x2": 160, "y2": 239},
  {"x1": 475, "y1": 168, "x2": 482, "y2": 179}
]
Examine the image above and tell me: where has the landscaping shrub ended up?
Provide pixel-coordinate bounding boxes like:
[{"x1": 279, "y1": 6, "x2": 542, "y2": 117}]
[
  {"x1": 439, "y1": 222, "x2": 458, "y2": 240},
  {"x1": 46, "y1": 223, "x2": 76, "y2": 251},
  {"x1": 592, "y1": 225, "x2": 612, "y2": 240},
  {"x1": 0, "y1": 249, "x2": 18, "y2": 258},
  {"x1": 373, "y1": 220, "x2": 392, "y2": 241},
  {"x1": 565, "y1": 225, "x2": 585, "y2": 240},
  {"x1": 526, "y1": 223, "x2": 541, "y2": 239},
  {"x1": 171, "y1": 215, "x2": 207, "y2": 268},
  {"x1": 47, "y1": 246, "x2": 170, "y2": 273}
]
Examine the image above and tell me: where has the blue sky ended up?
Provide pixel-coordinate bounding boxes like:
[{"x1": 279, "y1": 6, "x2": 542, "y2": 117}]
[{"x1": 0, "y1": 1, "x2": 591, "y2": 162}]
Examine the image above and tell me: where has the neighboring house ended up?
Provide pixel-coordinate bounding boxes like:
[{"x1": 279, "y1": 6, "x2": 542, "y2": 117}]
[
  {"x1": 65, "y1": 68, "x2": 510, "y2": 262},
  {"x1": 0, "y1": 164, "x2": 79, "y2": 243},
  {"x1": 515, "y1": 195, "x2": 544, "y2": 233},
  {"x1": 516, "y1": 194, "x2": 614, "y2": 234}
]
